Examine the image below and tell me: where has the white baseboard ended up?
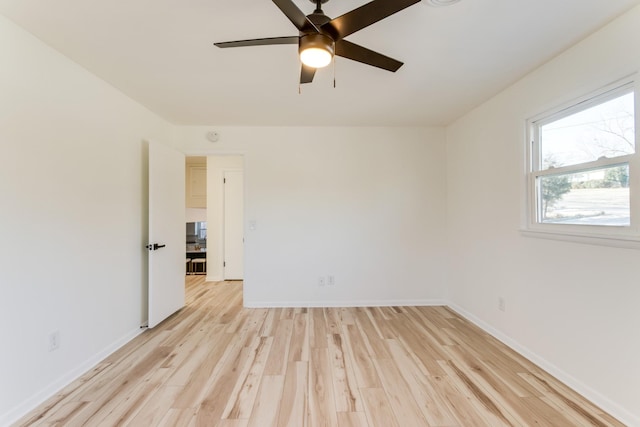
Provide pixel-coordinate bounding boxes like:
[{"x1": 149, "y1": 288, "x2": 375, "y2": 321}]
[
  {"x1": 244, "y1": 299, "x2": 446, "y2": 308},
  {"x1": 447, "y1": 303, "x2": 639, "y2": 427},
  {"x1": 0, "y1": 327, "x2": 143, "y2": 427}
]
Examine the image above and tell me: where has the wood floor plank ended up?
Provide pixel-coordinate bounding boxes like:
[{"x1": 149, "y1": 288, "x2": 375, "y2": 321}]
[
  {"x1": 280, "y1": 308, "x2": 295, "y2": 320},
  {"x1": 386, "y1": 339, "x2": 458, "y2": 426},
  {"x1": 80, "y1": 346, "x2": 173, "y2": 425},
  {"x1": 277, "y1": 361, "x2": 308, "y2": 427},
  {"x1": 327, "y1": 333, "x2": 362, "y2": 412},
  {"x1": 165, "y1": 323, "x2": 227, "y2": 387},
  {"x1": 263, "y1": 318, "x2": 294, "y2": 375},
  {"x1": 521, "y1": 373, "x2": 616, "y2": 427},
  {"x1": 193, "y1": 340, "x2": 254, "y2": 425},
  {"x1": 338, "y1": 307, "x2": 356, "y2": 326},
  {"x1": 75, "y1": 330, "x2": 173, "y2": 403},
  {"x1": 171, "y1": 328, "x2": 235, "y2": 408},
  {"x1": 359, "y1": 388, "x2": 399, "y2": 427},
  {"x1": 125, "y1": 384, "x2": 183, "y2": 426},
  {"x1": 442, "y1": 344, "x2": 546, "y2": 425},
  {"x1": 429, "y1": 372, "x2": 493, "y2": 427},
  {"x1": 389, "y1": 316, "x2": 447, "y2": 376},
  {"x1": 247, "y1": 375, "x2": 285, "y2": 427},
  {"x1": 405, "y1": 306, "x2": 457, "y2": 346},
  {"x1": 157, "y1": 408, "x2": 197, "y2": 427},
  {"x1": 310, "y1": 308, "x2": 328, "y2": 349},
  {"x1": 352, "y1": 309, "x2": 391, "y2": 359},
  {"x1": 29, "y1": 401, "x2": 90, "y2": 427},
  {"x1": 16, "y1": 362, "x2": 111, "y2": 426},
  {"x1": 288, "y1": 312, "x2": 310, "y2": 362},
  {"x1": 324, "y1": 308, "x2": 344, "y2": 335},
  {"x1": 218, "y1": 420, "x2": 249, "y2": 427},
  {"x1": 223, "y1": 336, "x2": 274, "y2": 420},
  {"x1": 371, "y1": 354, "x2": 430, "y2": 427},
  {"x1": 308, "y1": 348, "x2": 338, "y2": 427},
  {"x1": 439, "y1": 358, "x2": 514, "y2": 426},
  {"x1": 259, "y1": 307, "x2": 278, "y2": 337},
  {"x1": 336, "y1": 412, "x2": 369, "y2": 427},
  {"x1": 98, "y1": 366, "x2": 174, "y2": 426},
  {"x1": 368, "y1": 307, "x2": 397, "y2": 339},
  {"x1": 15, "y1": 277, "x2": 626, "y2": 427},
  {"x1": 343, "y1": 324, "x2": 381, "y2": 389}
]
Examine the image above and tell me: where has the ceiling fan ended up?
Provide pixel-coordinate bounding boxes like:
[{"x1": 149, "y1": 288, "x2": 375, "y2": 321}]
[{"x1": 214, "y1": 0, "x2": 421, "y2": 84}]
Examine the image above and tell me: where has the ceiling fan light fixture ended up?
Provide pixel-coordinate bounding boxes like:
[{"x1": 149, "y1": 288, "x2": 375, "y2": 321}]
[
  {"x1": 300, "y1": 47, "x2": 332, "y2": 68},
  {"x1": 299, "y1": 33, "x2": 334, "y2": 68}
]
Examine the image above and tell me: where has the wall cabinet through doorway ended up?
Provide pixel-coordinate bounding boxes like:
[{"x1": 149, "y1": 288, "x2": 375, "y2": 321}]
[{"x1": 186, "y1": 157, "x2": 206, "y2": 208}]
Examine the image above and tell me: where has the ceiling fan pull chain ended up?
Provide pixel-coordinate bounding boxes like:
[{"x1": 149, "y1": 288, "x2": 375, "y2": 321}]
[{"x1": 333, "y1": 55, "x2": 336, "y2": 88}]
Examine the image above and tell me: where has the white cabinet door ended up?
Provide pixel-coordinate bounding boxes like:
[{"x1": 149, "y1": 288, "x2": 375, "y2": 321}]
[
  {"x1": 223, "y1": 170, "x2": 243, "y2": 280},
  {"x1": 186, "y1": 164, "x2": 206, "y2": 208},
  {"x1": 148, "y1": 141, "x2": 185, "y2": 328}
]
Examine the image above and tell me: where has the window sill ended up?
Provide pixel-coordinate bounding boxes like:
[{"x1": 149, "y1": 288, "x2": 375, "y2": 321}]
[{"x1": 520, "y1": 228, "x2": 640, "y2": 250}]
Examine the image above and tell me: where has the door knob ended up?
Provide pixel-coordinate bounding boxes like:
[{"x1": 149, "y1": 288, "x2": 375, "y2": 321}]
[{"x1": 145, "y1": 243, "x2": 166, "y2": 251}]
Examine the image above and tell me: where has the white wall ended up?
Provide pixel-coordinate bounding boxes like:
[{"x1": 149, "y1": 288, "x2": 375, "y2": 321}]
[
  {"x1": 0, "y1": 15, "x2": 173, "y2": 425},
  {"x1": 185, "y1": 208, "x2": 207, "y2": 222},
  {"x1": 176, "y1": 126, "x2": 448, "y2": 307},
  {"x1": 446, "y1": 6, "x2": 640, "y2": 425}
]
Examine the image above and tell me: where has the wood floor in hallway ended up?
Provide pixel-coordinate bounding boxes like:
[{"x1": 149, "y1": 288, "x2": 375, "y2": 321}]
[{"x1": 16, "y1": 275, "x2": 624, "y2": 426}]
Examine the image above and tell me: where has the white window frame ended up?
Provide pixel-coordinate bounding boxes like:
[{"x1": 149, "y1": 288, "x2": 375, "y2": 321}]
[{"x1": 524, "y1": 76, "x2": 640, "y2": 248}]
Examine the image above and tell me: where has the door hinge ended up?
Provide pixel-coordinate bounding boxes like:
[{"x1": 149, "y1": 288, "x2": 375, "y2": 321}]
[
  {"x1": 223, "y1": 178, "x2": 226, "y2": 184},
  {"x1": 223, "y1": 261, "x2": 226, "y2": 267}
]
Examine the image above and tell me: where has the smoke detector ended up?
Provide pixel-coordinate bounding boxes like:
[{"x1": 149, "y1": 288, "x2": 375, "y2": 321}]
[{"x1": 205, "y1": 131, "x2": 219, "y2": 143}]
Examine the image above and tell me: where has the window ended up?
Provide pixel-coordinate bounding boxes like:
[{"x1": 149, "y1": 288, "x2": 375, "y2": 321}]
[{"x1": 526, "y1": 78, "x2": 639, "y2": 243}]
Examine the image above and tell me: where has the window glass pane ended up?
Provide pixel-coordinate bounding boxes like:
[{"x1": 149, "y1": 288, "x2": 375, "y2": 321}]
[
  {"x1": 538, "y1": 165, "x2": 630, "y2": 226},
  {"x1": 540, "y1": 92, "x2": 635, "y2": 170}
]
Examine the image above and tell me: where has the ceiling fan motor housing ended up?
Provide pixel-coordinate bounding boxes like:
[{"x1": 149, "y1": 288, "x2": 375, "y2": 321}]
[{"x1": 305, "y1": 10, "x2": 332, "y2": 31}]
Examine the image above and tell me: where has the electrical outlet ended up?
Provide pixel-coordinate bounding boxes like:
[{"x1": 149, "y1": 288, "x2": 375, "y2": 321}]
[
  {"x1": 49, "y1": 331, "x2": 60, "y2": 352},
  {"x1": 328, "y1": 275, "x2": 335, "y2": 286},
  {"x1": 318, "y1": 276, "x2": 326, "y2": 287},
  {"x1": 498, "y1": 297, "x2": 506, "y2": 312}
]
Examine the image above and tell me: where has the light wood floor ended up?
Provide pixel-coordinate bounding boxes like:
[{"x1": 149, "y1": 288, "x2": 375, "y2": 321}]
[{"x1": 17, "y1": 276, "x2": 624, "y2": 427}]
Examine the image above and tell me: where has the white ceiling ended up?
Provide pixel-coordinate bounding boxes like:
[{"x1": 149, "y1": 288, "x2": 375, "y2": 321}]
[{"x1": 1, "y1": 0, "x2": 639, "y2": 126}]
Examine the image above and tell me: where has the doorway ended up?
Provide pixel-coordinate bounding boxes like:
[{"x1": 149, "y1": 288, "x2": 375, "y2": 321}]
[{"x1": 185, "y1": 157, "x2": 207, "y2": 276}]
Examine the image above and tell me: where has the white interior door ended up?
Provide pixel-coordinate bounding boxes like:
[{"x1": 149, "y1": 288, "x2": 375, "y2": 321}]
[
  {"x1": 224, "y1": 170, "x2": 244, "y2": 280},
  {"x1": 148, "y1": 141, "x2": 185, "y2": 328}
]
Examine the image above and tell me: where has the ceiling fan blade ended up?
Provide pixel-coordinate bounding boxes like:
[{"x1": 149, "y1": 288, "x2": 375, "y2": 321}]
[
  {"x1": 272, "y1": 0, "x2": 320, "y2": 32},
  {"x1": 214, "y1": 36, "x2": 299, "y2": 48},
  {"x1": 322, "y1": 0, "x2": 420, "y2": 40},
  {"x1": 300, "y1": 64, "x2": 316, "y2": 84},
  {"x1": 335, "y1": 40, "x2": 403, "y2": 72}
]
